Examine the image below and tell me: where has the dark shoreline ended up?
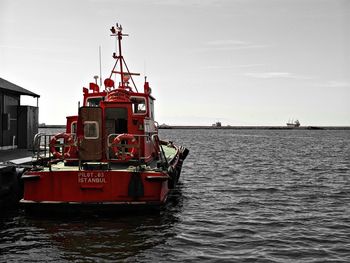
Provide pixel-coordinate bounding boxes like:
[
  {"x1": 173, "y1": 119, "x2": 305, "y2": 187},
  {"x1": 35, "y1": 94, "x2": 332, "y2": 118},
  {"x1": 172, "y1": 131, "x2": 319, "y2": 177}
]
[
  {"x1": 158, "y1": 126, "x2": 350, "y2": 130},
  {"x1": 39, "y1": 125, "x2": 350, "y2": 130}
]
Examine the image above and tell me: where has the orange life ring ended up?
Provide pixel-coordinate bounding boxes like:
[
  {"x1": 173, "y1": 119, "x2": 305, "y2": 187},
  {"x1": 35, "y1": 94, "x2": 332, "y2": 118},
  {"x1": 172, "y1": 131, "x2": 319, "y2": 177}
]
[
  {"x1": 112, "y1": 133, "x2": 137, "y2": 161},
  {"x1": 49, "y1": 133, "x2": 75, "y2": 159}
]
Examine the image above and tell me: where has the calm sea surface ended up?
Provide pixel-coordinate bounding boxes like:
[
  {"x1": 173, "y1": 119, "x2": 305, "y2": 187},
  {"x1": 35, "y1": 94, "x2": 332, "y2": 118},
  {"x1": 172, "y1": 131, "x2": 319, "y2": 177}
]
[{"x1": 1, "y1": 129, "x2": 350, "y2": 262}]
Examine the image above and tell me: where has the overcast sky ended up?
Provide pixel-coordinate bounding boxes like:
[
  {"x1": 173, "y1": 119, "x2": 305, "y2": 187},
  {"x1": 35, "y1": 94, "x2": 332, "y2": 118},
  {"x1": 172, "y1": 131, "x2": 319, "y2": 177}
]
[{"x1": 1, "y1": 0, "x2": 349, "y2": 126}]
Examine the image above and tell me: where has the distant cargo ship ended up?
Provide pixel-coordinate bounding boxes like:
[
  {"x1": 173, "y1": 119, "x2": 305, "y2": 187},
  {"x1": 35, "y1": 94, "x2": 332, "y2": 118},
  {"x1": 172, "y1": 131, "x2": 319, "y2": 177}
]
[
  {"x1": 286, "y1": 119, "x2": 300, "y2": 127},
  {"x1": 212, "y1": 122, "x2": 222, "y2": 127}
]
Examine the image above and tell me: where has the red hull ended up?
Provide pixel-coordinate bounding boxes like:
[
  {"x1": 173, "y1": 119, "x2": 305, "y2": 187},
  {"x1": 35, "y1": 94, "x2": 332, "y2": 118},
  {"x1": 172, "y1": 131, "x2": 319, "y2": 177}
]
[{"x1": 23, "y1": 170, "x2": 169, "y2": 204}]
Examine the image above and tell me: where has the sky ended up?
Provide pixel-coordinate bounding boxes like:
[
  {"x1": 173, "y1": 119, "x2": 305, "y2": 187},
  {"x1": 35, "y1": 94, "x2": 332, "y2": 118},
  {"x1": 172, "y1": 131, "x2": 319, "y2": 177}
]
[{"x1": 0, "y1": 0, "x2": 349, "y2": 126}]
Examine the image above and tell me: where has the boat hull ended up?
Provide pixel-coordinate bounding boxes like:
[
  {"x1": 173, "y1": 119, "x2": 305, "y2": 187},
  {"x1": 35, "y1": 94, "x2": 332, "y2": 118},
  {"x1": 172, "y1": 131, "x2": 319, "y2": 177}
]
[
  {"x1": 20, "y1": 199, "x2": 164, "y2": 215},
  {"x1": 21, "y1": 168, "x2": 171, "y2": 213},
  {"x1": 22, "y1": 140, "x2": 189, "y2": 214}
]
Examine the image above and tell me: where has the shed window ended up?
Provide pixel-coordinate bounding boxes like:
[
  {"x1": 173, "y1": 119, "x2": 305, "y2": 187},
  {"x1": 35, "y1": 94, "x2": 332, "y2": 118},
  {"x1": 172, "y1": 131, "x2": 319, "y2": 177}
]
[{"x1": 84, "y1": 121, "x2": 99, "y2": 139}]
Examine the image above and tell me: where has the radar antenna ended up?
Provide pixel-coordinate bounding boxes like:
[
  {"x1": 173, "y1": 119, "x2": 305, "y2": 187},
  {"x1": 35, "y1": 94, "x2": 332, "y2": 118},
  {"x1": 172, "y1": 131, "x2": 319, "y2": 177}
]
[{"x1": 108, "y1": 23, "x2": 140, "y2": 92}]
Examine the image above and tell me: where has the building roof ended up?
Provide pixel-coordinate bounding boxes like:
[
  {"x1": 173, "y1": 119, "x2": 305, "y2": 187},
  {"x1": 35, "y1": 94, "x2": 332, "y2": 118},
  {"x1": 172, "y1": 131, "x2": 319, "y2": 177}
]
[{"x1": 0, "y1": 77, "x2": 40, "y2": 98}]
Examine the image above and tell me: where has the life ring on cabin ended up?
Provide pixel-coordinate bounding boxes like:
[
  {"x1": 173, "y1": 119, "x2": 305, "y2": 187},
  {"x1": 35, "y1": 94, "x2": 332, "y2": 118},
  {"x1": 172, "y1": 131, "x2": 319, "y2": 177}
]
[
  {"x1": 49, "y1": 133, "x2": 76, "y2": 159},
  {"x1": 112, "y1": 133, "x2": 137, "y2": 161}
]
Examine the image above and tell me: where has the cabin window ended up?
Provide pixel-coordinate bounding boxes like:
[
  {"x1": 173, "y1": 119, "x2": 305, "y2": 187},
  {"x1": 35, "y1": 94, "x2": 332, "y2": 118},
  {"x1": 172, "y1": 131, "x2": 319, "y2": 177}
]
[
  {"x1": 131, "y1": 97, "x2": 146, "y2": 114},
  {"x1": 84, "y1": 121, "x2": 99, "y2": 139},
  {"x1": 86, "y1": 97, "x2": 103, "y2": 107},
  {"x1": 71, "y1": 121, "x2": 77, "y2": 134}
]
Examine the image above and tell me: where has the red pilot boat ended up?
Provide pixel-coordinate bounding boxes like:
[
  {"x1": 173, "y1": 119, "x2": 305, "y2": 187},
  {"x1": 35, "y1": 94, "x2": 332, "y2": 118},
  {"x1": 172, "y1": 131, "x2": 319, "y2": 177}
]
[{"x1": 21, "y1": 24, "x2": 189, "y2": 213}]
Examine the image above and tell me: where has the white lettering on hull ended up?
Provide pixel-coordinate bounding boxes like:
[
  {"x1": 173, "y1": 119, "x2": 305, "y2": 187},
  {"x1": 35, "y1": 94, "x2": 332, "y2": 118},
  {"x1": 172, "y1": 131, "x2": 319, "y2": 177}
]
[{"x1": 78, "y1": 172, "x2": 107, "y2": 184}]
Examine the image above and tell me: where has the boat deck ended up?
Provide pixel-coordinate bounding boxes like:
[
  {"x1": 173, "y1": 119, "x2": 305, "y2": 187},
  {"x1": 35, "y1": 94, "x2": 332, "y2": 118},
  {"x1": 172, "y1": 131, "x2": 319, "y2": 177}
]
[{"x1": 38, "y1": 144, "x2": 177, "y2": 172}]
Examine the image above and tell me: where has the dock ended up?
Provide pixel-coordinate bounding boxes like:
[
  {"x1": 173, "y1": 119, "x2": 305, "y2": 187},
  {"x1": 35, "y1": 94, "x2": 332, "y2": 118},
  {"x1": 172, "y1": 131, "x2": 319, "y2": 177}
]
[
  {"x1": 0, "y1": 149, "x2": 33, "y2": 210},
  {"x1": 0, "y1": 148, "x2": 33, "y2": 165}
]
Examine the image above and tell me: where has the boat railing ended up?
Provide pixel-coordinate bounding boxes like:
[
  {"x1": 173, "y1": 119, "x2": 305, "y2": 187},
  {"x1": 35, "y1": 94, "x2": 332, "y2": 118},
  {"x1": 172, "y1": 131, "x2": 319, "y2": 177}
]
[
  {"x1": 32, "y1": 133, "x2": 54, "y2": 162},
  {"x1": 32, "y1": 133, "x2": 76, "y2": 163},
  {"x1": 33, "y1": 132, "x2": 161, "y2": 164}
]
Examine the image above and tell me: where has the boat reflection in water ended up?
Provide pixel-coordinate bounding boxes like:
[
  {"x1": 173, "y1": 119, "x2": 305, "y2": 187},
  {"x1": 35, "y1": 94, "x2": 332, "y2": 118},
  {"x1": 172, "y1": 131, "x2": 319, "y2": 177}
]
[
  {"x1": 26, "y1": 189, "x2": 182, "y2": 262},
  {"x1": 12, "y1": 185, "x2": 184, "y2": 261}
]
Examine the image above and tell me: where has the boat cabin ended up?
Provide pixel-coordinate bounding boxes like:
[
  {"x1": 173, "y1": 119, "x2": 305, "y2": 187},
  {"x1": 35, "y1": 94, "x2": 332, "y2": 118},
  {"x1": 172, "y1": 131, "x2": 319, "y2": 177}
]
[
  {"x1": 57, "y1": 25, "x2": 160, "y2": 165},
  {"x1": 64, "y1": 80, "x2": 158, "y2": 165}
]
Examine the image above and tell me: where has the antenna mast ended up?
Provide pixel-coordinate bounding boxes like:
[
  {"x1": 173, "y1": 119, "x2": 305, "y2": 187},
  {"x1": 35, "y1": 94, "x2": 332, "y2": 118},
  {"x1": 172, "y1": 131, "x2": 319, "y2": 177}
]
[
  {"x1": 109, "y1": 23, "x2": 139, "y2": 92},
  {"x1": 99, "y1": 46, "x2": 102, "y2": 87},
  {"x1": 110, "y1": 23, "x2": 128, "y2": 88},
  {"x1": 117, "y1": 24, "x2": 124, "y2": 87}
]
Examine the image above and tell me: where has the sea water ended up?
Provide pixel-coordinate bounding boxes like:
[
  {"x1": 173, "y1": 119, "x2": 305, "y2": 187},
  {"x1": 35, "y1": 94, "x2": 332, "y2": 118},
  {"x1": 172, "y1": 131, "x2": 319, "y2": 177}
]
[{"x1": 1, "y1": 129, "x2": 349, "y2": 262}]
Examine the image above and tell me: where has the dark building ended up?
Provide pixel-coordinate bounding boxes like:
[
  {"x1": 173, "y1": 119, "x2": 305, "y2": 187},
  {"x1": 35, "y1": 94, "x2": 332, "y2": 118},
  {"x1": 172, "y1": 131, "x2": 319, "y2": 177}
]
[{"x1": 0, "y1": 78, "x2": 40, "y2": 150}]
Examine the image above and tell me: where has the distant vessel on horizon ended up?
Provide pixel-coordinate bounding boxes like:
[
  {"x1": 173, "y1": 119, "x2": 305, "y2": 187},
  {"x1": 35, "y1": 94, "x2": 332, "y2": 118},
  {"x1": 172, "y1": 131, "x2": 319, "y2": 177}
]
[
  {"x1": 212, "y1": 121, "x2": 222, "y2": 127},
  {"x1": 286, "y1": 119, "x2": 300, "y2": 127}
]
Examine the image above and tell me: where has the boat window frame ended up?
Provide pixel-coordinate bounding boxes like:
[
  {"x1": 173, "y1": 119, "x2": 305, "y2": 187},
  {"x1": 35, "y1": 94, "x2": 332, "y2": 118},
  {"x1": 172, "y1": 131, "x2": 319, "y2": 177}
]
[
  {"x1": 83, "y1": 121, "x2": 99, "y2": 139},
  {"x1": 71, "y1": 121, "x2": 77, "y2": 134},
  {"x1": 86, "y1": 96, "x2": 104, "y2": 107},
  {"x1": 130, "y1": 96, "x2": 147, "y2": 115}
]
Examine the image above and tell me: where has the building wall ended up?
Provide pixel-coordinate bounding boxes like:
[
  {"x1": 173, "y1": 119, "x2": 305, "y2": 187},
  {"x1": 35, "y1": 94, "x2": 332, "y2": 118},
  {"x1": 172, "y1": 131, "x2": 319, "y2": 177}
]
[
  {"x1": 0, "y1": 91, "x2": 3, "y2": 145},
  {"x1": 1, "y1": 92, "x2": 20, "y2": 148},
  {"x1": 18, "y1": 106, "x2": 39, "y2": 149}
]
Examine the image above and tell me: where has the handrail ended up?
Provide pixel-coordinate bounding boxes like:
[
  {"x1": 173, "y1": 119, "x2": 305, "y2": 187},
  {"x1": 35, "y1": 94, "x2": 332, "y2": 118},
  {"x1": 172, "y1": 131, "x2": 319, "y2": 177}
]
[
  {"x1": 32, "y1": 133, "x2": 53, "y2": 162},
  {"x1": 32, "y1": 132, "x2": 76, "y2": 163},
  {"x1": 151, "y1": 134, "x2": 168, "y2": 167},
  {"x1": 32, "y1": 132, "x2": 160, "y2": 164}
]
